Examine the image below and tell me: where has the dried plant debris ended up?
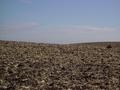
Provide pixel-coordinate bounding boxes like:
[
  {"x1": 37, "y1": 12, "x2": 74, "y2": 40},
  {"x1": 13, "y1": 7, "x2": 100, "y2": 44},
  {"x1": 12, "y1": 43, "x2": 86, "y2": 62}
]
[{"x1": 0, "y1": 40, "x2": 120, "y2": 90}]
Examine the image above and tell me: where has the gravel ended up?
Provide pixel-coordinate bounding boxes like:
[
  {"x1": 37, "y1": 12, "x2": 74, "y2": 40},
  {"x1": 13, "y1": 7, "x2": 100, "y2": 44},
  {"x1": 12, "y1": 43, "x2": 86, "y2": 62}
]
[{"x1": 0, "y1": 40, "x2": 120, "y2": 90}]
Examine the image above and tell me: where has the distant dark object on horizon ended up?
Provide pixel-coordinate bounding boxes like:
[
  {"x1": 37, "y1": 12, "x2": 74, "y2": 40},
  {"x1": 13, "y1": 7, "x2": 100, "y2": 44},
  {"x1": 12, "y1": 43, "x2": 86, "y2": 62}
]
[{"x1": 106, "y1": 44, "x2": 112, "y2": 49}]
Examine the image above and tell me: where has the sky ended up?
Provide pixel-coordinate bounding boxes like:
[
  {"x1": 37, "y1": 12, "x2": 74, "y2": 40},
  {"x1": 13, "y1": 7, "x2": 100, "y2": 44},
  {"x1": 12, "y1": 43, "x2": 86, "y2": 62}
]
[{"x1": 0, "y1": 0, "x2": 120, "y2": 43}]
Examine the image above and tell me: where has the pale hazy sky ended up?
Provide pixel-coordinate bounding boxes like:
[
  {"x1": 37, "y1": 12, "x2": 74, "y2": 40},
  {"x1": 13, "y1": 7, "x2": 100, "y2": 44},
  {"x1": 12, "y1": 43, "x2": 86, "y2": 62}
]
[{"x1": 0, "y1": 0, "x2": 120, "y2": 43}]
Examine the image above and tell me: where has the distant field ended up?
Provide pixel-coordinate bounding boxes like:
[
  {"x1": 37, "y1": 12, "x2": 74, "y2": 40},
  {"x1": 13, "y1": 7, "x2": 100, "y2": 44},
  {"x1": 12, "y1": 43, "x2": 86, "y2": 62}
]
[{"x1": 0, "y1": 40, "x2": 120, "y2": 90}]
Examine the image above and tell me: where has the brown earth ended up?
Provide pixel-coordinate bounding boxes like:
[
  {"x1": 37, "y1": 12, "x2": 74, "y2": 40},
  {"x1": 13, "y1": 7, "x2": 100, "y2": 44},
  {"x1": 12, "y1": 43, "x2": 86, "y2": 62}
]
[{"x1": 0, "y1": 40, "x2": 120, "y2": 90}]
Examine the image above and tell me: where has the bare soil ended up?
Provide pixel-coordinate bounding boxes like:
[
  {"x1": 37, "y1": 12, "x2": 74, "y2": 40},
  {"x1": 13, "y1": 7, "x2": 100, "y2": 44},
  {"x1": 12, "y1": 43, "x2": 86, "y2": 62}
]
[{"x1": 0, "y1": 40, "x2": 120, "y2": 90}]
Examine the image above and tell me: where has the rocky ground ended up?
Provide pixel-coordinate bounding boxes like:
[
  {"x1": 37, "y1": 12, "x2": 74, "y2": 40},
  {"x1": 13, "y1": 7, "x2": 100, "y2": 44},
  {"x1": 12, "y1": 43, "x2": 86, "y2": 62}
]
[{"x1": 0, "y1": 40, "x2": 120, "y2": 90}]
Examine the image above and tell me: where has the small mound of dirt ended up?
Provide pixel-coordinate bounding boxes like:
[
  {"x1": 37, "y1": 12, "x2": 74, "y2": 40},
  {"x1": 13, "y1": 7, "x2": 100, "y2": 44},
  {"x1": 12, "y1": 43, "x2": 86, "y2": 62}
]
[{"x1": 106, "y1": 44, "x2": 112, "y2": 49}]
